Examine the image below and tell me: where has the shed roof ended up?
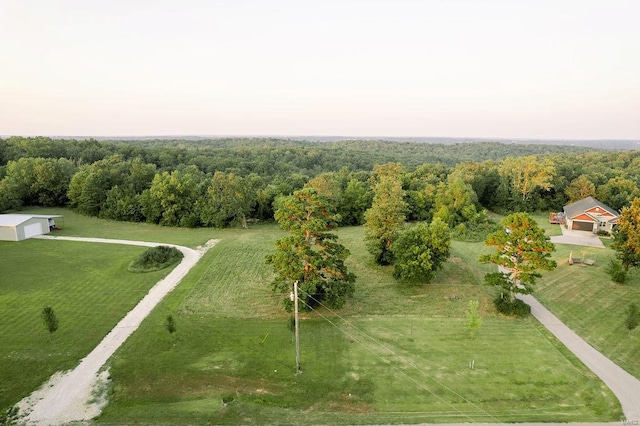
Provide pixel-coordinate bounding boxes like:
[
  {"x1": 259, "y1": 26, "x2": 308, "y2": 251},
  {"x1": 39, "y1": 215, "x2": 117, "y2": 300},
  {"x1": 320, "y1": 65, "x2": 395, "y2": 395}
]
[
  {"x1": 0, "y1": 214, "x2": 62, "y2": 227},
  {"x1": 563, "y1": 196, "x2": 618, "y2": 219}
]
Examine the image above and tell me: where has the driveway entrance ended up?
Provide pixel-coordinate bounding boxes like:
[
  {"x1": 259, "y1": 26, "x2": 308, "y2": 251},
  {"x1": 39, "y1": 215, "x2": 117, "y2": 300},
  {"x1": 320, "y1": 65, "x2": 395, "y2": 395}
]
[{"x1": 550, "y1": 226, "x2": 605, "y2": 248}]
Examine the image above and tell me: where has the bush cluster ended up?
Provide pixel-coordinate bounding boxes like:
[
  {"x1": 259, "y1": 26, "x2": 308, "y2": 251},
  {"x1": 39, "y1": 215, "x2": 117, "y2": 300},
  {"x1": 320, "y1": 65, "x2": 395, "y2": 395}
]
[
  {"x1": 605, "y1": 259, "x2": 627, "y2": 284},
  {"x1": 129, "y1": 246, "x2": 183, "y2": 273},
  {"x1": 493, "y1": 297, "x2": 531, "y2": 317}
]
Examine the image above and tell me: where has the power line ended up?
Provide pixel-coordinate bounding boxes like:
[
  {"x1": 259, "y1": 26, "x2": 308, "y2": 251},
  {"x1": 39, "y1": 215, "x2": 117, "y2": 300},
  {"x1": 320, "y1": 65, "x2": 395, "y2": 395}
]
[{"x1": 298, "y1": 289, "x2": 501, "y2": 422}]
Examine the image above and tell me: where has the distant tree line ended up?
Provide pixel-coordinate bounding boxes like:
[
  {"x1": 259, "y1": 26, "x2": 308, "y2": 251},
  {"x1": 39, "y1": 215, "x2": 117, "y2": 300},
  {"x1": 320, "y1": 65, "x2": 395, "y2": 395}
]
[{"x1": 1, "y1": 137, "x2": 640, "y2": 230}]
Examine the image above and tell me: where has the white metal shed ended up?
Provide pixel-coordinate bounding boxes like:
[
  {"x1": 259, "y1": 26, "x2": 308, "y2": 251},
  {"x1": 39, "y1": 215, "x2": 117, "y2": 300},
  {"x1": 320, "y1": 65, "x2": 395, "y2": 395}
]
[{"x1": 0, "y1": 214, "x2": 62, "y2": 241}]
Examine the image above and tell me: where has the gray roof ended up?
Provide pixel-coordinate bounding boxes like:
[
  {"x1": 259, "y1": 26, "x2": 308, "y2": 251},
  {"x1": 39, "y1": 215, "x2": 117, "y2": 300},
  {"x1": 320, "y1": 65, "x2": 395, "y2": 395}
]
[
  {"x1": 0, "y1": 214, "x2": 62, "y2": 227},
  {"x1": 563, "y1": 196, "x2": 619, "y2": 219}
]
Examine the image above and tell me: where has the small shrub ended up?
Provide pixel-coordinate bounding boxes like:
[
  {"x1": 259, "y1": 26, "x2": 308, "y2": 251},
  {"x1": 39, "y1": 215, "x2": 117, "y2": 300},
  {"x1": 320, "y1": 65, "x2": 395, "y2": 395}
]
[
  {"x1": 0, "y1": 406, "x2": 19, "y2": 425},
  {"x1": 605, "y1": 259, "x2": 627, "y2": 284},
  {"x1": 493, "y1": 296, "x2": 531, "y2": 317},
  {"x1": 129, "y1": 246, "x2": 183, "y2": 273},
  {"x1": 41, "y1": 306, "x2": 59, "y2": 342},
  {"x1": 165, "y1": 315, "x2": 177, "y2": 334},
  {"x1": 465, "y1": 300, "x2": 483, "y2": 339},
  {"x1": 625, "y1": 303, "x2": 640, "y2": 332}
]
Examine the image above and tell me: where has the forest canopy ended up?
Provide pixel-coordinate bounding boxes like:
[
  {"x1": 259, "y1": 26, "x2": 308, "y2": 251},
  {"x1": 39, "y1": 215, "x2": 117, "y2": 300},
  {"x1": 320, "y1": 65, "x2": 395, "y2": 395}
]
[{"x1": 1, "y1": 136, "x2": 639, "y2": 230}]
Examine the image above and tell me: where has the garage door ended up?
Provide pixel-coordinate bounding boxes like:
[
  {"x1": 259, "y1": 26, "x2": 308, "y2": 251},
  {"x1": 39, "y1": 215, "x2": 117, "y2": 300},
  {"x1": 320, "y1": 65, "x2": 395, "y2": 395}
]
[
  {"x1": 23, "y1": 222, "x2": 43, "y2": 239},
  {"x1": 572, "y1": 221, "x2": 594, "y2": 232}
]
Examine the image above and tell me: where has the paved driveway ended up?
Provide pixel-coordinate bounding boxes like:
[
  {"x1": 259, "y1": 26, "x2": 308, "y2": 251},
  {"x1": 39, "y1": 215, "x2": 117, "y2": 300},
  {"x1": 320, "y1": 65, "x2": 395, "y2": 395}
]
[
  {"x1": 519, "y1": 294, "x2": 640, "y2": 421},
  {"x1": 550, "y1": 227, "x2": 605, "y2": 248}
]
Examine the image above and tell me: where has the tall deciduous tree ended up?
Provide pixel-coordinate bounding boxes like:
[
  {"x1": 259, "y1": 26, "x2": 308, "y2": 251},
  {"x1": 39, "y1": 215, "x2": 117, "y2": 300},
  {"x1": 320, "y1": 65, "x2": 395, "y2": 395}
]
[
  {"x1": 140, "y1": 166, "x2": 206, "y2": 227},
  {"x1": 612, "y1": 197, "x2": 640, "y2": 271},
  {"x1": 364, "y1": 163, "x2": 407, "y2": 265},
  {"x1": 433, "y1": 177, "x2": 479, "y2": 227},
  {"x1": 565, "y1": 174, "x2": 596, "y2": 203},
  {"x1": 480, "y1": 213, "x2": 556, "y2": 303},
  {"x1": 200, "y1": 172, "x2": 254, "y2": 228},
  {"x1": 500, "y1": 156, "x2": 555, "y2": 201},
  {"x1": 266, "y1": 188, "x2": 355, "y2": 311},
  {"x1": 339, "y1": 178, "x2": 372, "y2": 226},
  {"x1": 597, "y1": 176, "x2": 640, "y2": 212},
  {"x1": 0, "y1": 157, "x2": 76, "y2": 210},
  {"x1": 392, "y1": 218, "x2": 451, "y2": 283}
]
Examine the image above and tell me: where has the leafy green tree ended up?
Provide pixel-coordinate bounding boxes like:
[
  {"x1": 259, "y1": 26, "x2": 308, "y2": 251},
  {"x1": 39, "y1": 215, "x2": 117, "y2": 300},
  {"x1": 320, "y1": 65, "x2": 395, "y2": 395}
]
[
  {"x1": 100, "y1": 157, "x2": 156, "y2": 222},
  {"x1": 200, "y1": 172, "x2": 255, "y2": 228},
  {"x1": 404, "y1": 163, "x2": 447, "y2": 221},
  {"x1": 612, "y1": 197, "x2": 640, "y2": 271},
  {"x1": 392, "y1": 219, "x2": 450, "y2": 283},
  {"x1": 41, "y1": 306, "x2": 59, "y2": 342},
  {"x1": 305, "y1": 173, "x2": 342, "y2": 208},
  {"x1": 140, "y1": 166, "x2": 206, "y2": 227},
  {"x1": 500, "y1": 155, "x2": 555, "y2": 202},
  {"x1": 480, "y1": 213, "x2": 556, "y2": 304},
  {"x1": 364, "y1": 163, "x2": 407, "y2": 265},
  {"x1": 450, "y1": 161, "x2": 501, "y2": 209},
  {"x1": 68, "y1": 156, "x2": 131, "y2": 216},
  {"x1": 266, "y1": 188, "x2": 356, "y2": 311},
  {"x1": 339, "y1": 178, "x2": 372, "y2": 225},
  {"x1": 565, "y1": 174, "x2": 596, "y2": 203},
  {"x1": 433, "y1": 177, "x2": 479, "y2": 227},
  {"x1": 597, "y1": 176, "x2": 640, "y2": 212},
  {"x1": 102, "y1": 185, "x2": 145, "y2": 222},
  {"x1": 0, "y1": 157, "x2": 76, "y2": 210}
]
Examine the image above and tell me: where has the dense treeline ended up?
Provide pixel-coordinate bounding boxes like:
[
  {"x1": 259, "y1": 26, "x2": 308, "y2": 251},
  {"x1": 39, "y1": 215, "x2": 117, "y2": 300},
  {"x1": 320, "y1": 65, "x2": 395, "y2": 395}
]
[
  {"x1": 0, "y1": 136, "x2": 595, "y2": 176},
  {"x1": 1, "y1": 136, "x2": 640, "y2": 231}
]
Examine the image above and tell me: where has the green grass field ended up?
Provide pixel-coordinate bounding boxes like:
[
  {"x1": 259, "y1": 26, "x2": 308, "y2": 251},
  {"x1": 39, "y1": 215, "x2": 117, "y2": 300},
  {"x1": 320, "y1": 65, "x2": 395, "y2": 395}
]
[
  {"x1": 536, "y1": 234, "x2": 640, "y2": 379},
  {"x1": 20, "y1": 207, "x2": 218, "y2": 248},
  {"x1": 97, "y1": 225, "x2": 622, "y2": 423},
  {"x1": 0, "y1": 209, "x2": 629, "y2": 422},
  {"x1": 0, "y1": 238, "x2": 166, "y2": 409}
]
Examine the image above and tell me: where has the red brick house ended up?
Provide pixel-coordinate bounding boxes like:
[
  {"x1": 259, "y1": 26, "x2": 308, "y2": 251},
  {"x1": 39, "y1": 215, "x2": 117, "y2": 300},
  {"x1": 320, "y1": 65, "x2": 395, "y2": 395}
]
[{"x1": 563, "y1": 196, "x2": 619, "y2": 234}]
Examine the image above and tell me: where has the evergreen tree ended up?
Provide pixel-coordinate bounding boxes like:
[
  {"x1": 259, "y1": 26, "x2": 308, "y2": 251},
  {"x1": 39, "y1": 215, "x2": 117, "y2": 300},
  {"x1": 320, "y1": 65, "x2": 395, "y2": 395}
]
[{"x1": 266, "y1": 188, "x2": 356, "y2": 311}]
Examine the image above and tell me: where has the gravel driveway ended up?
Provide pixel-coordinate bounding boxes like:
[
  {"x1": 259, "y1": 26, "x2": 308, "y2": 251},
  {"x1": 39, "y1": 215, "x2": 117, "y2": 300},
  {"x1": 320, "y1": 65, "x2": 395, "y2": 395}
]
[{"x1": 17, "y1": 236, "x2": 218, "y2": 425}]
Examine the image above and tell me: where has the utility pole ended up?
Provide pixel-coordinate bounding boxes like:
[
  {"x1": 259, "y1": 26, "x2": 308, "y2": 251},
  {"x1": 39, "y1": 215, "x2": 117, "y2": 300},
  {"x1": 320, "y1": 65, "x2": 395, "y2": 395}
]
[{"x1": 293, "y1": 280, "x2": 301, "y2": 374}]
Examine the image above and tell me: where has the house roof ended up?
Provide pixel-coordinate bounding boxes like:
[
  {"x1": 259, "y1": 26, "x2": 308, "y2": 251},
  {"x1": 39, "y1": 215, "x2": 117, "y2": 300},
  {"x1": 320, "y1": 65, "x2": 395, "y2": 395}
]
[
  {"x1": 0, "y1": 214, "x2": 62, "y2": 227},
  {"x1": 563, "y1": 196, "x2": 619, "y2": 219}
]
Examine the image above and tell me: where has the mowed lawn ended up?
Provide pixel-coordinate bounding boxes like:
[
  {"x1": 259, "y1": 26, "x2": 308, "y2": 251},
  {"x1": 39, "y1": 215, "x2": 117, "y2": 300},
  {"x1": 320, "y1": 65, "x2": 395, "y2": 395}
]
[
  {"x1": 98, "y1": 225, "x2": 622, "y2": 424},
  {"x1": 536, "y1": 236, "x2": 640, "y2": 380},
  {"x1": 19, "y1": 207, "x2": 220, "y2": 248},
  {"x1": 0, "y1": 238, "x2": 167, "y2": 409}
]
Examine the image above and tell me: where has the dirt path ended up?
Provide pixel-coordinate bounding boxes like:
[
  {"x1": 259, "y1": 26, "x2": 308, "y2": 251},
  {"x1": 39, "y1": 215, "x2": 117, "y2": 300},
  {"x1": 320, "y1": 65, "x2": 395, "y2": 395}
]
[{"x1": 17, "y1": 236, "x2": 218, "y2": 425}]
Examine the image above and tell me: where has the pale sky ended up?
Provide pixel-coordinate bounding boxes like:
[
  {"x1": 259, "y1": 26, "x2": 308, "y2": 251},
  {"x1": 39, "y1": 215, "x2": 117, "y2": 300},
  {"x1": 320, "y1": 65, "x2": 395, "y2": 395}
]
[{"x1": 1, "y1": 0, "x2": 639, "y2": 139}]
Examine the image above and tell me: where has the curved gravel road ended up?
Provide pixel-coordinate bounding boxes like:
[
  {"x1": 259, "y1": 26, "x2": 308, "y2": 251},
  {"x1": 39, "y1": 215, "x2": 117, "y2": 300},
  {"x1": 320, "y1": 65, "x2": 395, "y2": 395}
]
[{"x1": 17, "y1": 236, "x2": 218, "y2": 425}]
